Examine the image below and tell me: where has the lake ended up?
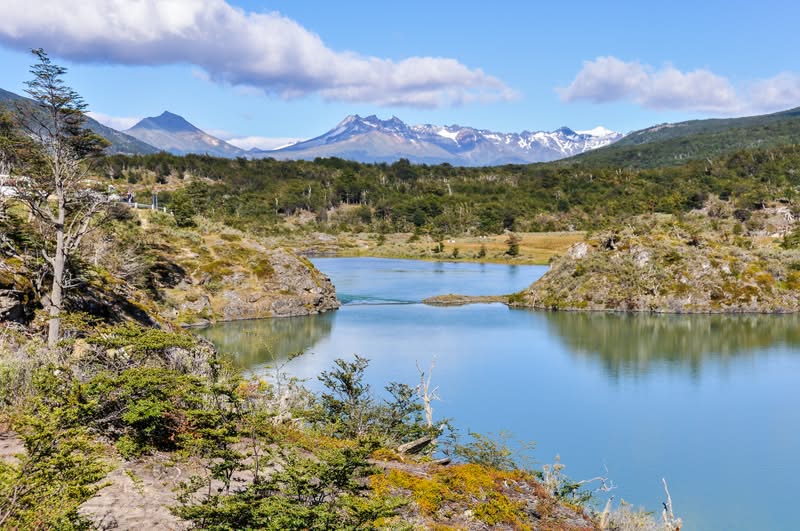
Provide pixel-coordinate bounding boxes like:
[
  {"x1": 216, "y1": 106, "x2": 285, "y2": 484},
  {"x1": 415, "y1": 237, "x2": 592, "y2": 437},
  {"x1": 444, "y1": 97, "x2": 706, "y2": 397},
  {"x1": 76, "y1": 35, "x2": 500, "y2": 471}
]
[{"x1": 198, "y1": 257, "x2": 800, "y2": 530}]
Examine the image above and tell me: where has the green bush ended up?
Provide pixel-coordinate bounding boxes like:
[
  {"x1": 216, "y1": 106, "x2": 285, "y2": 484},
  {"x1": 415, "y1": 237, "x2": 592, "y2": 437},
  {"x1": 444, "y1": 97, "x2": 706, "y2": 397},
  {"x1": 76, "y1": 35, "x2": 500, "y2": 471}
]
[{"x1": 84, "y1": 367, "x2": 232, "y2": 457}]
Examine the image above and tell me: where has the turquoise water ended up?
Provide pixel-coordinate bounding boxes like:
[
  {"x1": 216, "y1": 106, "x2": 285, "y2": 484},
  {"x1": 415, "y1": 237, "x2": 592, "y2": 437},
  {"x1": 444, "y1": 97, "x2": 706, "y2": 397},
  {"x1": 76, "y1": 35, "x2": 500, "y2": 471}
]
[{"x1": 198, "y1": 257, "x2": 800, "y2": 530}]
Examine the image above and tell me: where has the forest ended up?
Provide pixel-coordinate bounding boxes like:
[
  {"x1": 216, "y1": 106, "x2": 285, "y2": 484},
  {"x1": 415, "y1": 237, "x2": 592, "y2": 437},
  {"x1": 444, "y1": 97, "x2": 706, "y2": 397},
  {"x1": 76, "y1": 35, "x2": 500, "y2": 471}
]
[{"x1": 103, "y1": 145, "x2": 800, "y2": 236}]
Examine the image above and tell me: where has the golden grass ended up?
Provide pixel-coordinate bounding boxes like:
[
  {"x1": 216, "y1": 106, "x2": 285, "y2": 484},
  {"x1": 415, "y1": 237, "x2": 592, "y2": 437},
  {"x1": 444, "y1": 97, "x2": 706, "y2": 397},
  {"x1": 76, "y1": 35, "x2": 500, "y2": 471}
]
[{"x1": 335, "y1": 231, "x2": 586, "y2": 265}]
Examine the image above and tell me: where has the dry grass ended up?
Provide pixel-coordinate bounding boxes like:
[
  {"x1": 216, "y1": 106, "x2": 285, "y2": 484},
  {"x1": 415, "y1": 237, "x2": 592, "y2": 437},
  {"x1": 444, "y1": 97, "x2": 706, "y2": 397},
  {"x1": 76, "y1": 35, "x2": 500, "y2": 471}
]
[{"x1": 333, "y1": 231, "x2": 586, "y2": 265}]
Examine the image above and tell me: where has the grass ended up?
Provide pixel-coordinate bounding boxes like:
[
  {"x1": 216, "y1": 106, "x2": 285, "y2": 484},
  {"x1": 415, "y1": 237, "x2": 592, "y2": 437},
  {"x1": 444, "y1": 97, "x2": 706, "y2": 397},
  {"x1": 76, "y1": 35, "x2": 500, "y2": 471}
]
[{"x1": 330, "y1": 231, "x2": 585, "y2": 265}]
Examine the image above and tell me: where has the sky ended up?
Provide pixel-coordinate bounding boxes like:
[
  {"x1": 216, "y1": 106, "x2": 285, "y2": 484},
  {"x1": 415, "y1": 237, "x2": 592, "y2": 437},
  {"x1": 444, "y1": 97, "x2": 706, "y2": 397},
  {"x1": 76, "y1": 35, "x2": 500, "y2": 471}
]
[{"x1": 0, "y1": 0, "x2": 798, "y2": 150}]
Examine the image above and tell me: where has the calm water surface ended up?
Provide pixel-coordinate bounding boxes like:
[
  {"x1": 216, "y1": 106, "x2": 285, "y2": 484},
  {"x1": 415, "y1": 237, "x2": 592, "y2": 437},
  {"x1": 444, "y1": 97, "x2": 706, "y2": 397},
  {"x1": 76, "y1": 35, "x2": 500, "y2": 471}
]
[{"x1": 198, "y1": 257, "x2": 800, "y2": 531}]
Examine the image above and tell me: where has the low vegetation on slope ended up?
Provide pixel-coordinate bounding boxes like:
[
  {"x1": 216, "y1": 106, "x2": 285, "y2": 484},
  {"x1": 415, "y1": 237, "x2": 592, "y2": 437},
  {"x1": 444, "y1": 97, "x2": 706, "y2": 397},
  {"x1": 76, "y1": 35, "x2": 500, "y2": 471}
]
[
  {"x1": 513, "y1": 198, "x2": 800, "y2": 313},
  {"x1": 567, "y1": 106, "x2": 800, "y2": 169}
]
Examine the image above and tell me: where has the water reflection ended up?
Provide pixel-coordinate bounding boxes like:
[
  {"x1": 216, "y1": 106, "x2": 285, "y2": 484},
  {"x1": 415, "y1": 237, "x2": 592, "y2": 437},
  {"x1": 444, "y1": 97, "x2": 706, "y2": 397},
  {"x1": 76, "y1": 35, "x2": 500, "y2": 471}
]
[
  {"x1": 539, "y1": 311, "x2": 800, "y2": 378},
  {"x1": 196, "y1": 312, "x2": 335, "y2": 369}
]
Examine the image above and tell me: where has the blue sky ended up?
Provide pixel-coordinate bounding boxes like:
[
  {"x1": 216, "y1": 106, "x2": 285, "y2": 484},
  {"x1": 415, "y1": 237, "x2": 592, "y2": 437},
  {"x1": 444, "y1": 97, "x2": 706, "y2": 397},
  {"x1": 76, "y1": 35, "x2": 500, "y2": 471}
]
[{"x1": 0, "y1": 0, "x2": 798, "y2": 149}]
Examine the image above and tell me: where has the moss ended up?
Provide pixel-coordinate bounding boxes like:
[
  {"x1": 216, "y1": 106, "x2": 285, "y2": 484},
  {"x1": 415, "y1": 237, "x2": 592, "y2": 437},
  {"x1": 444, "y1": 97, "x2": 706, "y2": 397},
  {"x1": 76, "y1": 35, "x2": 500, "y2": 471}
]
[
  {"x1": 507, "y1": 292, "x2": 526, "y2": 305},
  {"x1": 783, "y1": 271, "x2": 800, "y2": 290},
  {"x1": 0, "y1": 269, "x2": 16, "y2": 286},
  {"x1": 213, "y1": 245, "x2": 257, "y2": 264},
  {"x1": 219, "y1": 232, "x2": 242, "y2": 242},
  {"x1": 370, "y1": 448, "x2": 404, "y2": 462},
  {"x1": 382, "y1": 464, "x2": 535, "y2": 527},
  {"x1": 249, "y1": 257, "x2": 274, "y2": 280}
]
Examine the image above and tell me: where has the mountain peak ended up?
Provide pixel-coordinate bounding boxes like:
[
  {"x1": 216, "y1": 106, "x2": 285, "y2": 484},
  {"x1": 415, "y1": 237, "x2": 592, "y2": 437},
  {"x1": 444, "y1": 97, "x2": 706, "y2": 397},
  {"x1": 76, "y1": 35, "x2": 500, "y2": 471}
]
[
  {"x1": 123, "y1": 110, "x2": 245, "y2": 158},
  {"x1": 337, "y1": 114, "x2": 361, "y2": 127},
  {"x1": 129, "y1": 111, "x2": 200, "y2": 133}
]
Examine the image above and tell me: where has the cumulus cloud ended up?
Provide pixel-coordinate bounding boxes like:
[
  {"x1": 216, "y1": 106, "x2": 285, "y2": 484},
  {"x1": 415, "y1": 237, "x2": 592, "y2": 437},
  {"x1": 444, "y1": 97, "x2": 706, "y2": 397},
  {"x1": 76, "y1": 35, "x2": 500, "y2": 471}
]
[
  {"x1": 0, "y1": 0, "x2": 513, "y2": 108},
  {"x1": 86, "y1": 111, "x2": 142, "y2": 130},
  {"x1": 559, "y1": 56, "x2": 800, "y2": 115},
  {"x1": 749, "y1": 72, "x2": 800, "y2": 112}
]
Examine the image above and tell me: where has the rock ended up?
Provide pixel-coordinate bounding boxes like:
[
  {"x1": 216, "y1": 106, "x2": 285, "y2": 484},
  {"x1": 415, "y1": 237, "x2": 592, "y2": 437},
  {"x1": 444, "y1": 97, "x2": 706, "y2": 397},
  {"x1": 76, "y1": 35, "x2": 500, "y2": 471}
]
[
  {"x1": 162, "y1": 242, "x2": 340, "y2": 324},
  {"x1": 567, "y1": 241, "x2": 589, "y2": 259},
  {"x1": 397, "y1": 436, "x2": 433, "y2": 455},
  {"x1": 79, "y1": 458, "x2": 190, "y2": 531},
  {"x1": 422, "y1": 294, "x2": 508, "y2": 306},
  {"x1": 181, "y1": 295, "x2": 211, "y2": 313},
  {"x1": 632, "y1": 246, "x2": 651, "y2": 267},
  {"x1": 0, "y1": 289, "x2": 27, "y2": 322},
  {"x1": 0, "y1": 431, "x2": 24, "y2": 464}
]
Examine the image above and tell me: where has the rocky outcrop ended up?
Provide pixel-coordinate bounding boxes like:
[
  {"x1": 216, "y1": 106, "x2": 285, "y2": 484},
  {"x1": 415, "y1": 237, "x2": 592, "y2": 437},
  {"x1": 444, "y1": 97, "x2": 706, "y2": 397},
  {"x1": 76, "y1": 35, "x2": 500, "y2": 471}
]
[
  {"x1": 512, "y1": 210, "x2": 800, "y2": 314},
  {"x1": 0, "y1": 259, "x2": 35, "y2": 323},
  {"x1": 160, "y1": 236, "x2": 339, "y2": 325},
  {"x1": 214, "y1": 248, "x2": 339, "y2": 321}
]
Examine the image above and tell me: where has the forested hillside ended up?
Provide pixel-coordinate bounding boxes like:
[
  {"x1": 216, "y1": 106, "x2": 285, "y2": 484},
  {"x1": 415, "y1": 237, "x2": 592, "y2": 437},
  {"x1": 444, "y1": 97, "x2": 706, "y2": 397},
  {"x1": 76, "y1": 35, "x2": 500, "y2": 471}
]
[
  {"x1": 565, "y1": 106, "x2": 800, "y2": 168},
  {"x1": 105, "y1": 144, "x2": 800, "y2": 234}
]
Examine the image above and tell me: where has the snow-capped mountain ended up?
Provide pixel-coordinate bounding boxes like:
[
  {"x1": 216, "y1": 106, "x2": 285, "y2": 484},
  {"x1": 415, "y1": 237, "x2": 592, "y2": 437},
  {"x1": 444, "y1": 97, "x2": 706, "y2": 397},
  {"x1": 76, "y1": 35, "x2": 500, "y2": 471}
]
[
  {"x1": 125, "y1": 111, "x2": 246, "y2": 158},
  {"x1": 265, "y1": 115, "x2": 622, "y2": 166}
]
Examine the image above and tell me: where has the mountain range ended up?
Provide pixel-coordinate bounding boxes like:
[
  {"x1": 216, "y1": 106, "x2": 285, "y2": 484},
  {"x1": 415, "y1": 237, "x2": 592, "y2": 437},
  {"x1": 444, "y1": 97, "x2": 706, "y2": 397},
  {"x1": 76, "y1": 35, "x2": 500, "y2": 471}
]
[
  {"x1": 264, "y1": 115, "x2": 622, "y2": 165},
  {"x1": 122, "y1": 111, "x2": 624, "y2": 165},
  {"x1": 4, "y1": 84, "x2": 800, "y2": 168}
]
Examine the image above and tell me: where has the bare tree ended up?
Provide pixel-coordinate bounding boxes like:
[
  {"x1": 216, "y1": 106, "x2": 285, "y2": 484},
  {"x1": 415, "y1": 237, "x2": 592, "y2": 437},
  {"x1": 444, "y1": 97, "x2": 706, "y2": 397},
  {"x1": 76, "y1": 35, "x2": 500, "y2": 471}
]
[
  {"x1": 416, "y1": 357, "x2": 440, "y2": 428},
  {"x1": 5, "y1": 49, "x2": 109, "y2": 347}
]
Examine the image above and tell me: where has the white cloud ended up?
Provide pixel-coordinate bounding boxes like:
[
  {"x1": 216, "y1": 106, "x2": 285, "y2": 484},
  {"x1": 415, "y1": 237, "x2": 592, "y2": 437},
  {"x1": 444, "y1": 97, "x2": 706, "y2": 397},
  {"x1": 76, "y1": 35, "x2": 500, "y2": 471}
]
[
  {"x1": 226, "y1": 136, "x2": 304, "y2": 151},
  {"x1": 86, "y1": 111, "x2": 141, "y2": 130},
  {"x1": 559, "y1": 56, "x2": 800, "y2": 115},
  {"x1": 749, "y1": 72, "x2": 800, "y2": 112},
  {"x1": 0, "y1": 0, "x2": 513, "y2": 108},
  {"x1": 203, "y1": 129, "x2": 303, "y2": 150},
  {"x1": 558, "y1": 56, "x2": 740, "y2": 113}
]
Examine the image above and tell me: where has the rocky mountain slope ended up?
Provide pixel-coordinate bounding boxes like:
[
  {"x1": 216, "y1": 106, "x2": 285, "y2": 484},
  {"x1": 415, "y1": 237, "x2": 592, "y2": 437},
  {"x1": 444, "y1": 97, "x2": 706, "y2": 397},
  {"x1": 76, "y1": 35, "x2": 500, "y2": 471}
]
[
  {"x1": 266, "y1": 114, "x2": 621, "y2": 165},
  {"x1": 511, "y1": 201, "x2": 800, "y2": 313},
  {"x1": 125, "y1": 111, "x2": 246, "y2": 158},
  {"x1": 0, "y1": 87, "x2": 158, "y2": 155}
]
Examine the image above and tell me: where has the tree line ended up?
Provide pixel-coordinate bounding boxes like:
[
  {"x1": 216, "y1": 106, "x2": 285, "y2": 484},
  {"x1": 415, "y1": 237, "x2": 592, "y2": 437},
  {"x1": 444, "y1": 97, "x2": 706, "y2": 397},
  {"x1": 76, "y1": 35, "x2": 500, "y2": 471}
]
[{"x1": 103, "y1": 144, "x2": 800, "y2": 235}]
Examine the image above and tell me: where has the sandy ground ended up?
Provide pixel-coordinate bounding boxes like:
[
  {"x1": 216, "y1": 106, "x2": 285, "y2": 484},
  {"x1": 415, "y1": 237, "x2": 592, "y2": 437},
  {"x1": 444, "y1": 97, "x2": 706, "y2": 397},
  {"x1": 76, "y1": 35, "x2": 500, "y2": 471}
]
[
  {"x1": 2, "y1": 430, "x2": 190, "y2": 530},
  {"x1": 0, "y1": 431, "x2": 24, "y2": 464},
  {"x1": 78, "y1": 456, "x2": 191, "y2": 531}
]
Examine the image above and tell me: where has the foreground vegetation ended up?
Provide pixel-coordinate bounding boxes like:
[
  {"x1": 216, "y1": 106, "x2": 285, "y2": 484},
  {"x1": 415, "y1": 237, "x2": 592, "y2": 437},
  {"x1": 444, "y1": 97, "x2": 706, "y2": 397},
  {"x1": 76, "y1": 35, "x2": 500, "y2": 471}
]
[{"x1": 0, "y1": 315, "x2": 687, "y2": 530}]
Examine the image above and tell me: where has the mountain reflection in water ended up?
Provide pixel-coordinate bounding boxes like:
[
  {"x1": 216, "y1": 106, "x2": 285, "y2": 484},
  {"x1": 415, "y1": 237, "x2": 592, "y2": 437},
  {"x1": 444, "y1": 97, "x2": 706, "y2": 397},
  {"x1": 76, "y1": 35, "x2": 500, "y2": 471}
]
[{"x1": 196, "y1": 312, "x2": 334, "y2": 369}]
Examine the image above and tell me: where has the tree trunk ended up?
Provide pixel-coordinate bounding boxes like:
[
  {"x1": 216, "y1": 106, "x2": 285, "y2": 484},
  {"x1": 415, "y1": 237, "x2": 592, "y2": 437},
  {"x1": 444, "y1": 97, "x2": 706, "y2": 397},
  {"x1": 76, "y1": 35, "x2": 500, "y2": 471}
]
[{"x1": 47, "y1": 196, "x2": 66, "y2": 348}]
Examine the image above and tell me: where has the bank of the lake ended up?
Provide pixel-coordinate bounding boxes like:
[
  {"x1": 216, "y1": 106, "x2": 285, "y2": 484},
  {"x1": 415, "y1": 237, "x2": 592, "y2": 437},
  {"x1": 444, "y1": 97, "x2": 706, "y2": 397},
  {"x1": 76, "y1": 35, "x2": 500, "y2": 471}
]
[
  {"x1": 279, "y1": 230, "x2": 585, "y2": 266},
  {"x1": 198, "y1": 257, "x2": 800, "y2": 531}
]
